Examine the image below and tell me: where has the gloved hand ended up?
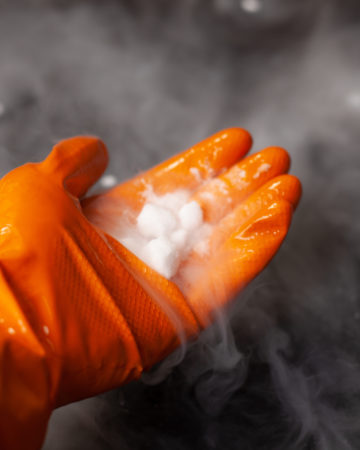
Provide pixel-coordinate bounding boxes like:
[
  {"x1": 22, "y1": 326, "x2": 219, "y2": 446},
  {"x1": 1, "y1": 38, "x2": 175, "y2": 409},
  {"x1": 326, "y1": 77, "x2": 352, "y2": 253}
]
[{"x1": 0, "y1": 128, "x2": 301, "y2": 449}]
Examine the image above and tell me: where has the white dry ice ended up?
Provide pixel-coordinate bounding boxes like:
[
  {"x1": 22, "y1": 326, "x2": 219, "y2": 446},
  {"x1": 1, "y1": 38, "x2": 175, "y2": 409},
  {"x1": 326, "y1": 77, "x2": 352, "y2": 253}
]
[
  {"x1": 117, "y1": 187, "x2": 211, "y2": 279},
  {"x1": 137, "y1": 204, "x2": 177, "y2": 238},
  {"x1": 142, "y1": 236, "x2": 179, "y2": 279},
  {"x1": 178, "y1": 201, "x2": 203, "y2": 230}
]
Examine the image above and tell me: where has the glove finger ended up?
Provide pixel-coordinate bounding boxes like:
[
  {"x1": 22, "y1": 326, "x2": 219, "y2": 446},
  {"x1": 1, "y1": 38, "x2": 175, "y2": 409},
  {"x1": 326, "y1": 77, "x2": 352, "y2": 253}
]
[
  {"x1": 192, "y1": 146, "x2": 290, "y2": 223},
  {"x1": 102, "y1": 128, "x2": 252, "y2": 211},
  {"x1": 176, "y1": 200, "x2": 292, "y2": 326},
  {"x1": 208, "y1": 174, "x2": 301, "y2": 251},
  {"x1": 42, "y1": 136, "x2": 108, "y2": 198}
]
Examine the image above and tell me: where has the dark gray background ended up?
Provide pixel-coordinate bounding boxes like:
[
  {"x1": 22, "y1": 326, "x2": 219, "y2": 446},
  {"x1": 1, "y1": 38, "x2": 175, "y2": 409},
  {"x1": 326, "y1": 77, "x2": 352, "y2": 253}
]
[{"x1": 1, "y1": 1, "x2": 360, "y2": 449}]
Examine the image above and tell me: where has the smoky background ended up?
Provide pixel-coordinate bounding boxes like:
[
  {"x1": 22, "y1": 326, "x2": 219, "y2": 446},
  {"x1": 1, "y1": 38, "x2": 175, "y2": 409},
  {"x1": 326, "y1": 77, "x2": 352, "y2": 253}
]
[{"x1": 0, "y1": 0, "x2": 360, "y2": 449}]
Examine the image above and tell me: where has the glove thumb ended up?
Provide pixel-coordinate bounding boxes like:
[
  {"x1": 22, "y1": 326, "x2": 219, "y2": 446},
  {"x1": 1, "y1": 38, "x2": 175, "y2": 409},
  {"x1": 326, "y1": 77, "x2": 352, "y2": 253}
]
[{"x1": 42, "y1": 136, "x2": 109, "y2": 198}]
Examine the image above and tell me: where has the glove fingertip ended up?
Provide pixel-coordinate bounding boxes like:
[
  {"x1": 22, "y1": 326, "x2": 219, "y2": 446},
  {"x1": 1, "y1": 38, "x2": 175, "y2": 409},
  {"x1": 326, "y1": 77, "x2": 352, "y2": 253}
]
[{"x1": 42, "y1": 136, "x2": 109, "y2": 197}]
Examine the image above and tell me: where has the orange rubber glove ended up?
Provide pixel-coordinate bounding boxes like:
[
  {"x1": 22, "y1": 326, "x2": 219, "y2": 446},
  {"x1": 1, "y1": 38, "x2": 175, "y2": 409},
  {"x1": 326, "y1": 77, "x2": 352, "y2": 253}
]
[{"x1": 0, "y1": 128, "x2": 301, "y2": 449}]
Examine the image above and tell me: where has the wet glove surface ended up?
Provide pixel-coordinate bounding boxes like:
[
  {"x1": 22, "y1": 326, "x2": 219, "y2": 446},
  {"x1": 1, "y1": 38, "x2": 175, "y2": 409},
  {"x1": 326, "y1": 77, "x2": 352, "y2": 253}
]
[{"x1": 0, "y1": 129, "x2": 301, "y2": 449}]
